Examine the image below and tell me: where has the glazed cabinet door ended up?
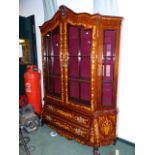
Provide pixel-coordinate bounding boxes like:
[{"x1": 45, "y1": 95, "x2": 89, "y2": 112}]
[
  {"x1": 64, "y1": 22, "x2": 96, "y2": 111},
  {"x1": 42, "y1": 25, "x2": 64, "y2": 102},
  {"x1": 101, "y1": 29, "x2": 120, "y2": 109},
  {"x1": 67, "y1": 25, "x2": 91, "y2": 106}
]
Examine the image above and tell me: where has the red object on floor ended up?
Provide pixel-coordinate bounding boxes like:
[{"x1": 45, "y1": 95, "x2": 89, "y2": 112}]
[
  {"x1": 24, "y1": 65, "x2": 42, "y2": 114},
  {"x1": 19, "y1": 95, "x2": 28, "y2": 108}
]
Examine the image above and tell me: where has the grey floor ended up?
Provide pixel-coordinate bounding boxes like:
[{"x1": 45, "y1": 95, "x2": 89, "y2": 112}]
[{"x1": 19, "y1": 125, "x2": 135, "y2": 155}]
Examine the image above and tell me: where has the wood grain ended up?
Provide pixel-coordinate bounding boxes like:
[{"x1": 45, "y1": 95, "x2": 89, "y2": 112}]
[{"x1": 40, "y1": 5, "x2": 122, "y2": 148}]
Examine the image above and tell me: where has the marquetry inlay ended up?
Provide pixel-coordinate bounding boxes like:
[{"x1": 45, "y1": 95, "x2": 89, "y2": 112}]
[
  {"x1": 98, "y1": 115, "x2": 116, "y2": 137},
  {"x1": 75, "y1": 128, "x2": 83, "y2": 136},
  {"x1": 46, "y1": 104, "x2": 90, "y2": 127},
  {"x1": 40, "y1": 5, "x2": 122, "y2": 149}
]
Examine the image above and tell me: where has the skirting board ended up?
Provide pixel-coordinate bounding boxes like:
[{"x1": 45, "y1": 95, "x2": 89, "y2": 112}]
[{"x1": 116, "y1": 137, "x2": 135, "y2": 147}]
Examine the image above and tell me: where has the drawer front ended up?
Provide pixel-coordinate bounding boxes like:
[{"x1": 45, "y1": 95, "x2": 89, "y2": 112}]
[
  {"x1": 44, "y1": 104, "x2": 90, "y2": 128},
  {"x1": 43, "y1": 112, "x2": 89, "y2": 140}
]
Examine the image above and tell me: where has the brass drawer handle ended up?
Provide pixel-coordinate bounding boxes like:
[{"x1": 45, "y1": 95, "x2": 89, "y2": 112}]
[{"x1": 75, "y1": 128, "x2": 83, "y2": 136}]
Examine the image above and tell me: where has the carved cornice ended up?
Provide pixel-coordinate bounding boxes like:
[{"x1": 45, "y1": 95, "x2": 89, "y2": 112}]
[{"x1": 40, "y1": 5, "x2": 123, "y2": 35}]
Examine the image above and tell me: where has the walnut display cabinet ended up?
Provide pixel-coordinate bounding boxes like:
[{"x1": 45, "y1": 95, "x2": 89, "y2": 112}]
[{"x1": 40, "y1": 6, "x2": 123, "y2": 155}]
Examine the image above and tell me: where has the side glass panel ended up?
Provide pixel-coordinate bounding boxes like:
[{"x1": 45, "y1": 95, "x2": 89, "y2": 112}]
[
  {"x1": 44, "y1": 26, "x2": 61, "y2": 98},
  {"x1": 68, "y1": 24, "x2": 92, "y2": 106},
  {"x1": 102, "y1": 30, "x2": 116, "y2": 106}
]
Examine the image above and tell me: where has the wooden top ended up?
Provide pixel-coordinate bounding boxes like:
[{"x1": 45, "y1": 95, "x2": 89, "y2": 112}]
[{"x1": 40, "y1": 5, "x2": 123, "y2": 33}]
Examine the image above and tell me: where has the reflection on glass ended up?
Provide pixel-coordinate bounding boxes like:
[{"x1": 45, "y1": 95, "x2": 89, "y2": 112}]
[{"x1": 102, "y1": 30, "x2": 116, "y2": 106}]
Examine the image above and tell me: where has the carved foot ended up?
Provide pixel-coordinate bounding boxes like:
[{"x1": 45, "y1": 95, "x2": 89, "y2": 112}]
[
  {"x1": 93, "y1": 147, "x2": 100, "y2": 155},
  {"x1": 39, "y1": 118, "x2": 44, "y2": 127},
  {"x1": 113, "y1": 139, "x2": 117, "y2": 146}
]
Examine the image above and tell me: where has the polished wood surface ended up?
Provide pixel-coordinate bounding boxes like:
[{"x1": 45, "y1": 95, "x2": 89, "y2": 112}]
[{"x1": 40, "y1": 5, "x2": 122, "y2": 149}]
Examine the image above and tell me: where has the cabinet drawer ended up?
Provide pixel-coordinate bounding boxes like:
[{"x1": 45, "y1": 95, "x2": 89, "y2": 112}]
[
  {"x1": 43, "y1": 112, "x2": 89, "y2": 139},
  {"x1": 44, "y1": 104, "x2": 90, "y2": 128}
]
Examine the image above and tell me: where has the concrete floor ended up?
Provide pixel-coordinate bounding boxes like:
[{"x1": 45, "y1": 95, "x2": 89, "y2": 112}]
[{"x1": 19, "y1": 125, "x2": 135, "y2": 155}]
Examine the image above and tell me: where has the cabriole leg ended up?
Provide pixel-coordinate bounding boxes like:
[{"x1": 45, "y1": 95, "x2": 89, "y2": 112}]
[
  {"x1": 93, "y1": 147, "x2": 100, "y2": 155},
  {"x1": 113, "y1": 138, "x2": 117, "y2": 146}
]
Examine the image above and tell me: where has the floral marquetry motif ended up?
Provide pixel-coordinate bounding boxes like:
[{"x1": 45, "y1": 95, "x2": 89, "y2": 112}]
[
  {"x1": 40, "y1": 5, "x2": 122, "y2": 153},
  {"x1": 98, "y1": 114, "x2": 116, "y2": 144},
  {"x1": 99, "y1": 116, "x2": 113, "y2": 136}
]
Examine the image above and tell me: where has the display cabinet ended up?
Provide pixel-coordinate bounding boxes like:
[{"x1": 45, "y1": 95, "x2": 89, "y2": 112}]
[{"x1": 40, "y1": 6, "x2": 122, "y2": 155}]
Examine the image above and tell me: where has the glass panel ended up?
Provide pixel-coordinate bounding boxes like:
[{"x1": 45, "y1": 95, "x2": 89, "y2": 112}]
[
  {"x1": 104, "y1": 31, "x2": 116, "y2": 56},
  {"x1": 53, "y1": 57, "x2": 60, "y2": 75},
  {"x1": 80, "y1": 57, "x2": 90, "y2": 79},
  {"x1": 67, "y1": 24, "x2": 92, "y2": 106},
  {"x1": 80, "y1": 38, "x2": 91, "y2": 56},
  {"x1": 52, "y1": 36, "x2": 60, "y2": 56},
  {"x1": 106, "y1": 44, "x2": 112, "y2": 56},
  {"x1": 69, "y1": 80, "x2": 79, "y2": 99},
  {"x1": 80, "y1": 27, "x2": 92, "y2": 56},
  {"x1": 47, "y1": 57, "x2": 52, "y2": 76},
  {"x1": 44, "y1": 36, "x2": 49, "y2": 56},
  {"x1": 80, "y1": 83, "x2": 90, "y2": 101},
  {"x1": 81, "y1": 28, "x2": 91, "y2": 38},
  {"x1": 103, "y1": 59, "x2": 114, "y2": 81},
  {"x1": 44, "y1": 56, "x2": 47, "y2": 73},
  {"x1": 47, "y1": 76, "x2": 53, "y2": 94},
  {"x1": 68, "y1": 39, "x2": 78, "y2": 56},
  {"x1": 102, "y1": 83, "x2": 113, "y2": 105},
  {"x1": 47, "y1": 77, "x2": 61, "y2": 96},
  {"x1": 68, "y1": 26, "x2": 78, "y2": 56},
  {"x1": 53, "y1": 78, "x2": 61, "y2": 95},
  {"x1": 43, "y1": 26, "x2": 61, "y2": 98},
  {"x1": 52, "y1": 27, "x2": 60, "y2": 56},
  {"x1": 69, "y1": 57, "x2": 78, "y2": 77},
  {"x1": 68, "y1": 26, "x2": 78, "y2": 39},
  {"x1": 45, "y1": 33, "x2": 52, "y2": 57},
  {"x1": 102, "y1": 30, "x2": 116, "y2": 107}
]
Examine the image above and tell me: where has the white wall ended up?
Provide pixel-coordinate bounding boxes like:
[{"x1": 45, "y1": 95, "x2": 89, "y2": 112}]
[
  {"x1": 57, "y1": 0, "x2": 93, "y2": 14},
  {"x1": 93, "y1": 0, "x2": 118, "y2": 15},
  {"x1": 117, "y1": 0, "x2": 155, "y2": 148},
  {"x1": 19, "y1": 0, "x2": 44, "y2": 101}
]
